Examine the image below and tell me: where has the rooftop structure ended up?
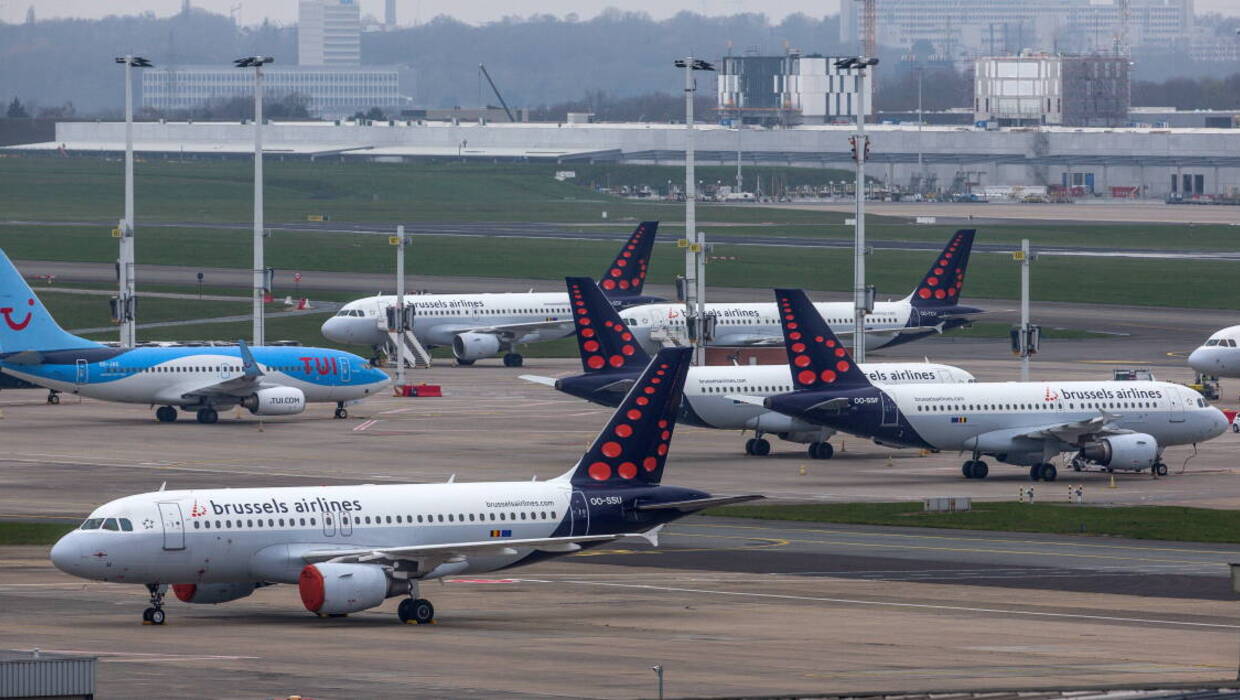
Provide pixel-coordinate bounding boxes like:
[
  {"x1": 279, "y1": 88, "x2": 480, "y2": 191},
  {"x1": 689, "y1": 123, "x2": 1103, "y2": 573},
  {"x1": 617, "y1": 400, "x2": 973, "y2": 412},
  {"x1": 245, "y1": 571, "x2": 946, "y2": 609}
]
[
  {"x1": 974, "y1": 54, "x2": 1129, "y2": 127},
  {"x1": 298, "y1": 0, "x2": 361, "y2": 66}
]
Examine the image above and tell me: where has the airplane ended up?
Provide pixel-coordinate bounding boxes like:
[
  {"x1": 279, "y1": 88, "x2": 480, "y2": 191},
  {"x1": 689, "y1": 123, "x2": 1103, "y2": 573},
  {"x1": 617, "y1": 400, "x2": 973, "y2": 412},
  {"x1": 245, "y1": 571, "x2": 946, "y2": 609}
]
[
  {"x1": 320, "y1": 221, "x2": 663, "y2": 367},
  {"x1": 50, "y1": 347, "x2": 761, "y2": 626},
  {"x1": 522, "y1": 276, "x2": 976, "y2": 458},
  {"x1": 0, "y1": 250, "x2": 391, "y2": 423},
  {"x1": 1188, "y1": 325, "x2": 1240, "y2": 377},
  {"x1": 621, "y1": 229, "x2": 982, "y2": 353},
  {"x1": 738, "y1": 288, "x2": 1228, "y2": 482}
]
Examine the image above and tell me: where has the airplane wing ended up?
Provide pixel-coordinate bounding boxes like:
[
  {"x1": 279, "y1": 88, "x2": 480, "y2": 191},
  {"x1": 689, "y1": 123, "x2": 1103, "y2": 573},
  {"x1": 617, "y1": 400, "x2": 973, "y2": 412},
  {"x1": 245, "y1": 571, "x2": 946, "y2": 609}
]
[
  {"x1": 300, "y1": 531, "x2": 658, "y2": 566},
  {"x1": 1013, "y1": 411, "x2": 1127, "y2": 444},
  {"x1": 158, "y1": 340, "x2": 268, "y2": 401},
  {"x1": 719, "y1": 325, "x2": 938, "y2": 346},
  {"x1": 636, "y1": 494, "x2": 764, "y2": 512},
  {"x1": 456, "y1": 319, "x2": 575, "y2": 343}
]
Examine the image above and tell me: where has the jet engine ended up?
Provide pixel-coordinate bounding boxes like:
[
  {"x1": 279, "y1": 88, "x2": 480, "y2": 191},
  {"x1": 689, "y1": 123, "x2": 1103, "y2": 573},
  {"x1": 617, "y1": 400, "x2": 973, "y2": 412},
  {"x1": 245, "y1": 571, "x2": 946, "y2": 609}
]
[
  {"x1": 452, "y1": 332, "x2": 501, "y2": 362},
  {"x1": 298, "y1": 563, "x2": 399, "y2": 615},
  {"x1": 1079, "y1": 433, "x2": 1159, "y2": 470},
  {"x1": 172, "y1": 582, "x2": 259, "y2": 604},
  {"x1": 241, "y1": 387, "x2": 306, "y2": 416}
]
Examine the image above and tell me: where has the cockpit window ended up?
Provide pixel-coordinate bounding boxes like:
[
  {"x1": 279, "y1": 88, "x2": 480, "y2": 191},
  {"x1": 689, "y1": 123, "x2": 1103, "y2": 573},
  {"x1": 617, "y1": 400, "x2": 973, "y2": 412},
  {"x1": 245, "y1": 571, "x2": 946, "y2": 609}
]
[
  {"x1": 119, "y1": 518, "x2": 133, "y2": 531},
  {"x1": 361, "y1": 362, "x2": 372, "y2": 370},
  {"x1": 335, "y1": 310, "x2": 349, "y2": 317},
  {"x1": 79, "y1": 518, "x2": 103, "y2": 530},
  {"x1": 101, "y1": 518, "x2": 119, "y2": 531}
]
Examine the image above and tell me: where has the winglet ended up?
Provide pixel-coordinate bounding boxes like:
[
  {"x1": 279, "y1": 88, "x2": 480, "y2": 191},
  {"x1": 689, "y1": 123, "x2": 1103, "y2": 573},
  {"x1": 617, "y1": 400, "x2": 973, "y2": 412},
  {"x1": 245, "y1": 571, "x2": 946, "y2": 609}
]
[
  {"x1": 237, "y1": 339, "x2": 265, "y2": 377},
  {"x1": 636, "y1": 524, "x2": 663, "y2": 547}
]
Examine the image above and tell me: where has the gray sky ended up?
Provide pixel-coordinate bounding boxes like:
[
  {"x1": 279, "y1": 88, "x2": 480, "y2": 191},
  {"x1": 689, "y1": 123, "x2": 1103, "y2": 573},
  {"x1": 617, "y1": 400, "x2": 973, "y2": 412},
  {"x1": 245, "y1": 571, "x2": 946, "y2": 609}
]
[{"x1": 6, "y1": 0, "x2": 1236, "y2": 25}]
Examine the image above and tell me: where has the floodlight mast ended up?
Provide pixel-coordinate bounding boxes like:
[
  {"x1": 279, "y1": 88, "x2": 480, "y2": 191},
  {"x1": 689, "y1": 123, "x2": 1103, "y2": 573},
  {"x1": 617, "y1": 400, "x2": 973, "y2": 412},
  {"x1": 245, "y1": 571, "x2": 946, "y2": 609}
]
[
  {"x1": 235, "y1": 56, "x2": 273, "y2": 345},
  {"x1": 835, "y1": 56, "x2": 878, "y2": 361},
  {"x1": 674, "y1": 57, "x2": 715, "y2": 366},
  {"x1": 113, "y1": 55, "x2": 151, "y2": 348}
]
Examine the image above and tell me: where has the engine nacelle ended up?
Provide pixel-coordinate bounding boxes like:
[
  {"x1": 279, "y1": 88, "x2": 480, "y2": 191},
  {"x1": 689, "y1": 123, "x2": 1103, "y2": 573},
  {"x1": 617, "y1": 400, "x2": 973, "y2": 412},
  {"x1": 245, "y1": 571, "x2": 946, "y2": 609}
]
[
  {"x1": 172, "y1": 582, "x2": 258, "y2": 605},
  {"x1": 453, "y1": 332, "x2": 501, "y2": 362},
  {"x1": 298, "y1": 563, "x2": 396, "y2": 615},
  {"x1": 1079, "y1": 433, "x2": 1159, "y2": 470},
  {"x1": 241, "y1": 387, "x2": 306, "y2": 416}
]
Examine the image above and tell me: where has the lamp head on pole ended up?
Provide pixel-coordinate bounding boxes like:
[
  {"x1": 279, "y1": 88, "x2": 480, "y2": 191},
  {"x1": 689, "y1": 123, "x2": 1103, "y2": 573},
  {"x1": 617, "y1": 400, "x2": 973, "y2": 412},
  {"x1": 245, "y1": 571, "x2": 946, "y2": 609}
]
[
  {"x1": 834, "y1": 56, "x2": 879, "y2": 70},
  {"x1": 234, "y1": 56, "x2": 274, "y2": 68},
  {"x1": 115, "y1": 56, "x2": 153, "y2": 67},
  {"x1": 674, "y1": 58, "x2": 715, "y2": 71}
]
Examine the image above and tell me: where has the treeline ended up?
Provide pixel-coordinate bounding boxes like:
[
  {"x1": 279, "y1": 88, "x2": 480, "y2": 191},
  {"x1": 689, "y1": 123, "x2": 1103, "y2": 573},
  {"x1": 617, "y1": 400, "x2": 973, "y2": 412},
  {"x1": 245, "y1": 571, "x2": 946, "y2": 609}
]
[{"x1": 1132, "y1": 73, "x2": 1240, "y2": 110}]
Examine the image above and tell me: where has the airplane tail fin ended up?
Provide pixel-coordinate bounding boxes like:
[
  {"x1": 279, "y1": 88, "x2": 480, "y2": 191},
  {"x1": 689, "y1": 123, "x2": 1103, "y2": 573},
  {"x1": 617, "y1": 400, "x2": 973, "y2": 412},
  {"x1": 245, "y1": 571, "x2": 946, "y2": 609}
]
[
  {"x1": 597, "y1": 221, "x2": 658, "y2": 298},
  {"x1": 0, "y1": 249, "x2": 101, "y2": 354},
  {"x1": 563, "y1": 347, "x2": 692, "y2": 487},
  {"x1": 566, "y1": 276, "x2": 651, "y2": 374},
  {"x1": 908, "y1": 229, "x2": 975, "y2": 308},
  {"x1": 775, "y1": 288, "x2": 873, "y2": 391}
]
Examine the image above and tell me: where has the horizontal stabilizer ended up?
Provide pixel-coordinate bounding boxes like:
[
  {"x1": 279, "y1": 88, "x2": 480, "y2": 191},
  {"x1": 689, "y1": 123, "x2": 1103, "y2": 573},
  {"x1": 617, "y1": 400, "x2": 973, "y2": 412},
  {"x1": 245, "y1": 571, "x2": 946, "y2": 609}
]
[
  {"x1": 726, "y1": 394, "x2": 766, "y2": 407},
  {"x1": 518, "y1": 374, "x2": 558, "y2": 388},
  {"x1": 636, "y1": 494, "x2": 764, "y2": 512}
]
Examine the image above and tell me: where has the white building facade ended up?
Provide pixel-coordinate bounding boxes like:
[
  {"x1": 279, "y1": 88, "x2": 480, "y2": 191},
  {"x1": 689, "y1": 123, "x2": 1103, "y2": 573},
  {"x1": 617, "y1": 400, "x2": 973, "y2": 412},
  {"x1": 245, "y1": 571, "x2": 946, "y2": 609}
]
[
  {"x1": 141, "y1": 66, "x2": 404, "y2": 118},
  {"x1": 717, "y1": 54, "x2": 872, "y2": 124},
  {"x1": 298, "y1": 0, "x2": 361, "y2": 66},
  {"x1": 975, "y1": 54, "x2": 1129, "y2": 127}
]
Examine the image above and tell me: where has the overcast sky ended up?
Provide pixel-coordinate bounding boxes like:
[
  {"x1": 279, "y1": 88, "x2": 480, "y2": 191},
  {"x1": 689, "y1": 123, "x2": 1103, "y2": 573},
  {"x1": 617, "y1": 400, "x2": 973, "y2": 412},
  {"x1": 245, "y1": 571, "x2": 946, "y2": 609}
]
[{"x1": 5, "y1": 0, "x2": 1236, "y2": 25}]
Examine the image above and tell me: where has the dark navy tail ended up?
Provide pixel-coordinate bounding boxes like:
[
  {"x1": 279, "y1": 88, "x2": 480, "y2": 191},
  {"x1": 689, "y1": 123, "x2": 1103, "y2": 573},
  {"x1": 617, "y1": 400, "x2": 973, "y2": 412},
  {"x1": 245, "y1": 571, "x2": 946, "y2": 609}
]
[
  {"x1": 563, "y1": 347, "x2": 691, "y2": 488},
  {"x1": 567, "y1": 276, "x2": 651, "y2": 374},
  {"x1": 775, "y1": 289, "x2": 873, "y2": 391},
  {"x1": 0, "y1": 249, "x2": 102, "y2": 354},
  {"x1": 598, "y1": 221, "x2": 657, "y2": 298},
  {"x1": 908, "y1": 229, "x2": 974, "y2": 308}
]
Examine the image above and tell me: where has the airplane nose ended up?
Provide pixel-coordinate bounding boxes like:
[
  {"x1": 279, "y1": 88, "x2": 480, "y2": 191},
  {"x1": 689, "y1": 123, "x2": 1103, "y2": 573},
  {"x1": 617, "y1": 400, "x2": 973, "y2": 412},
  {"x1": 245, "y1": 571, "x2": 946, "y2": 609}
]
[
  {"x1": 1187, "y1": 347, "x2": 1212, "y2": 372},
  {"x1": 50, "y1": 533, "x2": 84, "y2": 575},
  {"x1": 321, "y1": 317, "x2": 343, "y2": 342}
]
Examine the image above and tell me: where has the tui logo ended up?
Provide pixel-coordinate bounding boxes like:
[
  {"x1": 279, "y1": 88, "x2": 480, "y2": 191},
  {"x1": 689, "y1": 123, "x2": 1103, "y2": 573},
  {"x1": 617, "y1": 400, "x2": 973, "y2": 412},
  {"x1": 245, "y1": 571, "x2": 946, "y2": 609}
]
[{"x1": 0, "y1": 298, "x2": 34, "y2": 331}]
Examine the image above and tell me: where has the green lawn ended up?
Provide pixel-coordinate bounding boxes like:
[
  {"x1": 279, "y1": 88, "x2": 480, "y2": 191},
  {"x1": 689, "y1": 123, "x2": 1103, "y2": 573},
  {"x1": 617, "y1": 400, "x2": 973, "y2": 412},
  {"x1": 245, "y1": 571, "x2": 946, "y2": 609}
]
[
  {"x1": 0, "y1": 522, "x2": 75, "y2": 546},
  {"x1": 39, "y1": 290, "x2": 250, "y2": 331},
  {"x1": 707, "y1": 501, "x2": 1240, "y2": 544}
]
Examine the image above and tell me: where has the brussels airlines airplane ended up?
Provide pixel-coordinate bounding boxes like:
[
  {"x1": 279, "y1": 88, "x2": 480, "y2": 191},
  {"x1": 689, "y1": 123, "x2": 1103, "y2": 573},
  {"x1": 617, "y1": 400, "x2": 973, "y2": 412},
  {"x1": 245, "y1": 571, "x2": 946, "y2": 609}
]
[
  {"x1": 1188, "y1": 325, "x2": 1240, "y2": 377},
  {"x1": 743, "y1": 288, "x2": 1228, "y2": 482},
  {"x1": 523, "y1": 277, "x2": 975, "y2": 459},
  {"x1": 0, "y1": 250, "x2": 390, "y2": 423},
  {"x1": 321, "y1": 221, "x2": 662, "y2": 367},
  {"x1": 51, "y1": 347, "x2": 760, "y2": 626},
  {"x1": 622, "y1": 229, "x2": 982, "y2": 353}
]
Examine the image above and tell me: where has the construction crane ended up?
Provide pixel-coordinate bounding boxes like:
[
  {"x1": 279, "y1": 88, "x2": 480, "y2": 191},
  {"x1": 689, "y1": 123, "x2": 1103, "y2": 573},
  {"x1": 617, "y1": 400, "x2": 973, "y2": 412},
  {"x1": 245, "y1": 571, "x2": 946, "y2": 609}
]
[
  {"x1": 1116, "y1": 0, "x2": 1131, "y2": 57},
  {"x1": 478, "y1": 64, "x2": 515, "y2": 123},
  {"x1": 857, "y1": 0, "x2": 877, "y2": 59}
]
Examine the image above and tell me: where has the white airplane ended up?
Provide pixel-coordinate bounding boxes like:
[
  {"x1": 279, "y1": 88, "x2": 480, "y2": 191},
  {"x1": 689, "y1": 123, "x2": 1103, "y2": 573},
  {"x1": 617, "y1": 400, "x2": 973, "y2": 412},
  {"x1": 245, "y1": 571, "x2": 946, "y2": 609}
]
[
  {"x1": 320, "y1": 221, "x2": 662, "y2": 367},
  {"x1": 1188, "y1": 325, "x2": 1240, "y2": 377},
  {"x1": 522, "y1": 277, "x2": 975, "y2": 459},
  {"x1": 50, "y1": 347, "x2": 759, "y2": 625},
  {"x1": 744, "y1": 288, "x2": 1229, "y2": 482},
  {"x1": 622, "y1": 229, "x2": 983, "y2": 353},
  {"x1": 0, "y1": 250, "x2": 390, "y2": 423}
]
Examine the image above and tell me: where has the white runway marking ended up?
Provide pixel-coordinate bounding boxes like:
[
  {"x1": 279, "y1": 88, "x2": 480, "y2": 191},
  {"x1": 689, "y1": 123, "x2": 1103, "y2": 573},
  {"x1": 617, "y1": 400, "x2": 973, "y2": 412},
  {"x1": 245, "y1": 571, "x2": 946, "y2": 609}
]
[
  {"x1": 522, "y1": 578, "x2": 1240, "y2": 630},
  {"x1": 353, "y1": 419, "x2": 379, "y2": 432}
]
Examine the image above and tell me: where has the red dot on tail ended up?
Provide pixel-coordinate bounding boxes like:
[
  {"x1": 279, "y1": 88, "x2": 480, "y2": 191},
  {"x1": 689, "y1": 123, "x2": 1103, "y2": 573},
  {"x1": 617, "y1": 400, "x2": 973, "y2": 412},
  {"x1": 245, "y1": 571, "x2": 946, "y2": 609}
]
[
  {"x1": 643, "y1": 456, "x2": 658, "y2": 471},
  {"x1": 618, "y1": 462, "x2": 637, "y2": 479},
  {"x1": 834, "y1": 347, "x2": 846, "y2": 357},
  {"x1": 602, "y1": 280, "x2": 616, "y2": 290},
  {"x1": 935, "y1": 289, "x2": 946, "y2": 299},
  {"x1": 636, "y1": 397, "x2": 649, "y2": 406},
  {"x1": 609, "y1": 355, "x2": 624, "y2": 367},
  {"x1": 601, "y1": 441, "x2": 622, "y2": 458},
  {"x1": 787, "y1": 322, "x2": 798, "y2": 330},
  {"x1": 918, "y1": 288, "x2": 932, "y2": 299},
  {"x1": 791, "y1": 342, "x2": 806, "y2": 353},
  {"x1": 588, "y1": 462, "x2": 611, "y2": 480},
  {"x1": 621, "y1": 332, "x2": 633, "y2": 341},
  {"x1": 789, "y1": 331, "x2": 802, "y2": 340},
  {"x1": 627, "y1": 409, "x2": 642, "y2": 420},
  {"x1": 658, "y1": 420, "x2": 668, "y2": 428},
  {"x1": 615, "y1": 424, "x2": 633, "y2": 438},
  {"x1": 610, "y1": 269, "x2": 622, "y2": 278},
  {"x1": 927, "y1": 277, "x2": 939, "y2": 286},
  {"x1": 826, "y1": 339, "x2": 836, "y2": 347},
  {"x1": 581, "y1": 328, "x2": 595, "y2": 338},
  {"x1": 836, "y1": 360, "x2": 850, "y2": 372},
  {"x1": 797, "y1": 369, "x2": 816, "y2": 384},
  {"x1": 583, "y1": 340, "x2": 600, "y2": 352},
  {"x1": 820, "y1": 369, "x2": 837, "y2": 383},
  {"x1": 794, "y1": 355, "x2": 810, "y2": 367},
  {"x1": 619, "y1": 280, "x2": 630, "y2": 290},
  {"x1": 587, "y1": 355, "x2": 605, "y2": 369},
  {"x1": 643, "y1": 386, "x2": 656, "y2": 394},
  {"x1": 657, "y1": 444, "x2": 668, "y2": 456},
  {"x1": 621, "y1": 344, "x2": 635, "y2": 356},
  {"x1": 660, "y1": 430, "x2": 671, "y2": 440}
]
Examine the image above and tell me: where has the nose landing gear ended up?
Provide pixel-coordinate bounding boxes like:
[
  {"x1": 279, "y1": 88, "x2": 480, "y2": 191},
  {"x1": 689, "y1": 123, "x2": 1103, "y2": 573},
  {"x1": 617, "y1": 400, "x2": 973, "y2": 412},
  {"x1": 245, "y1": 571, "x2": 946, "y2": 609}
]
[
  {"x1": 334, "y1": 402, "x2": 348, "y2": 419},
  {"x1": 142, "y1": 583, "x2": 166, "y2": 625}
]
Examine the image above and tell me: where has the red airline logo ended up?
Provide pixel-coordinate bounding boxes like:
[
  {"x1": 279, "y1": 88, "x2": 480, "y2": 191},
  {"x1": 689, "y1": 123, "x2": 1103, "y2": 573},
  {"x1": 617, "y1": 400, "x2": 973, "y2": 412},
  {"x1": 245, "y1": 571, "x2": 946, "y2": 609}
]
[{"x1": 0, "y1": 298, "x2": 34, "y2": 331}]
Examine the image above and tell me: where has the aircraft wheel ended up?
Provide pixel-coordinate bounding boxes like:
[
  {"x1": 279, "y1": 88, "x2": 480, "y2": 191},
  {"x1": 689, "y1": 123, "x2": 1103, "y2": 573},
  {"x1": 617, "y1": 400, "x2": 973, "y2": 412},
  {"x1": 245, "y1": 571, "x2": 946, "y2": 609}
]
[
  {"x1": 334, "y1": 407, "x2": 348, "y2": 420},
  {"x1": 502, "y1": 352, "x2": 524, "y2": 368},
  {"x1": 962, "y1": 461, "x2": 976, "y2": 479},
  {"x1": 1040, "y1": 463, "x2": 1058, "y2": 482},
  {"x1": 398, "y1": 598, "x2": 434, "y2": 624},
  {"x1": 973, "y1": 461, "x2": 988, "y2": 479},
  {"x1": 750, "y1": 438, "x2": 771, "y2": 456},
  {"x1": 143, "y1": 607, "x2": 165, "y2": 625},
  {"x1": 47, "y1": 392, "x2": 60, "y2": 405},
  {"x1": 455, "y1": 358, "x2": 475, "y2": 366},
  {"x1": 744, "y1": 438, "x2": 756, "y2": 455},
  {"x1": 1029, "y1": 463, "x2": 1044, "y2": 481},
  {"x1": 1154, "y1": 462, "x2": 1169, "y2": 477},
  {"x1": 155, "y1": 406, "x2": 177, "y2": 423},
  {"x1": 195, "y1": 408, "x2": 218, "y2": 424},
  {"x1": 809, "y1": 442, "x2": 833, "y2": 460}
]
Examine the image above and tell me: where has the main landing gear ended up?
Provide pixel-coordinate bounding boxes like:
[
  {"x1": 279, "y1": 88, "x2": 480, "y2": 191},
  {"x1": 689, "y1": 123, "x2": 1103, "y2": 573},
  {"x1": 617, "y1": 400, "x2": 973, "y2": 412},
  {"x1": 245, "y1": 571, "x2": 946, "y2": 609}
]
[
  {"x1": 962, "y1": 460, "x2": 989, "y2": 479},
  {"x1": 156, "y1": 406, "x2": 178, "y2": 423},
  {"x1": 502, "y1": 352, "x2": 524, "y2": 368},
  {"x1": 1029, "y1": 463, "x2": 1058, "y2": 482},
  {"x1": 397, "y1": 582, "x2": 435, "y2": 625},
  {"x1": 808, "y1": 442, "x2": 834, "y2": 460},
  {"x1": 142, "y1": 583, "x2": 166, "y2": 625},
  {"x1": 334, "y1": 402, "x2": 348, "y2": 419},
  {"x1": 195, "y1": 408, "x2": 218, "y2": 424},
  {"x1": 47, "y1": 390, "x2": 60, "y2": 405},
  {"x1": 744, "y1": 437, "x2": 771, "y2": 456}
]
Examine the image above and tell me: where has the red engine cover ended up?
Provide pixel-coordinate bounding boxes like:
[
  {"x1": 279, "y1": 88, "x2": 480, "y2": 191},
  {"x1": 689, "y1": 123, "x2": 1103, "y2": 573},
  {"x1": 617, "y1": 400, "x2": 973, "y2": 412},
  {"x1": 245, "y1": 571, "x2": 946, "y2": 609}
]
[
  {"x1": 172, "y1": 583, "x2": 197, "y2": 602},
  {"x1": 298, "y1": 565, "x2": 325, "y2": 612}
]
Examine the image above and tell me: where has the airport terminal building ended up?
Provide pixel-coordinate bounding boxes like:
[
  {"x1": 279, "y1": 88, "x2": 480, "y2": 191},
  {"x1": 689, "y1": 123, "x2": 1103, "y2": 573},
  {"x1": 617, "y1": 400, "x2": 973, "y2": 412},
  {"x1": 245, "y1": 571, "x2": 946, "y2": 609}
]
[{"x1": 10, "y1": 119, "x2": 1240, "y2": 199}]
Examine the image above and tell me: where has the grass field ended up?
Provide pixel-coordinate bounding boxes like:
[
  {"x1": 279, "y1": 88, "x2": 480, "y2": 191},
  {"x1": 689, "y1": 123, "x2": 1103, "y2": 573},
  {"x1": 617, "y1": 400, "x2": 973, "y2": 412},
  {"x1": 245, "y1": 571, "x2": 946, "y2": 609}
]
[
  {"x1": 39, "y1": 290, "x2": 250, "y2": 331},
  {"x1": 0, "y1": 522, "x2": 75, "y2": 546},
  {"x1": 706, "y1": 501, "x2": 1240, "y2": 544}
]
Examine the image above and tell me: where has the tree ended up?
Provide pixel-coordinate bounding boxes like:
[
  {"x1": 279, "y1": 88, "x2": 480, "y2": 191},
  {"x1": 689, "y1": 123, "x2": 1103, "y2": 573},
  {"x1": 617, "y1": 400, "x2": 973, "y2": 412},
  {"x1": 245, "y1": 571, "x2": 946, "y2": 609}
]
[
  {"x1": 365, "y1": 106, "x2": 386, "y2": 121},
  {"x1": 6, "y1": 98, "x2": 29, "y2": 119}
]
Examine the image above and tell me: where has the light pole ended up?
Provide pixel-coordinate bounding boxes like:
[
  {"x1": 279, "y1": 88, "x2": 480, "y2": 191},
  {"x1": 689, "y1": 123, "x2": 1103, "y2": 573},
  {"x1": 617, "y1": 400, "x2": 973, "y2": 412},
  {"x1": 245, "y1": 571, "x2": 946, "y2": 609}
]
[
  {"x1": 235, "y1": 55, "x2": 273, "y2": 346},
  {"x1": 391, "y1": 225, "x2": 408, "y2": 387},
  {"x1": 1012, "y1": 239, "x2": 1039, "y2": 380},
  {"x1": 113, "y1": 55, "x2": 151, "y2": 348},
  {"x1": 836, "y1": 56, "x2": 878, "y2": 362},
  {"x1": 674, "y1": 57, "x2": 715, "y2": 366},
  {"x1": 650, "y1": 665, "x2": 664, "y2": 699}
]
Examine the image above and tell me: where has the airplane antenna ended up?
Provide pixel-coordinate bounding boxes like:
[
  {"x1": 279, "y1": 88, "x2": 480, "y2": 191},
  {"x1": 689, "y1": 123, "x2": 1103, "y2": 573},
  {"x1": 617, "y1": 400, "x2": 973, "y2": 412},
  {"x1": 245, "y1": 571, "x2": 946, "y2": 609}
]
[
  {"x1": 447, "y1": 474, "x2": 455, "y2": 483},
  {"x1": 158, "y1": 481, "x2": 166, "y2": 491}
]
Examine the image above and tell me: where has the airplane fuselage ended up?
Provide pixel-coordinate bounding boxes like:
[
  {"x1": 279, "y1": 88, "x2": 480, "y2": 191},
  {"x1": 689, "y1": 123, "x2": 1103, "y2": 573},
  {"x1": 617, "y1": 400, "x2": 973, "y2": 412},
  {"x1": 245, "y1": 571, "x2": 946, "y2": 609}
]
[{"x1": 1188, "y1": 325, "x2": 1240, "y2": 377}]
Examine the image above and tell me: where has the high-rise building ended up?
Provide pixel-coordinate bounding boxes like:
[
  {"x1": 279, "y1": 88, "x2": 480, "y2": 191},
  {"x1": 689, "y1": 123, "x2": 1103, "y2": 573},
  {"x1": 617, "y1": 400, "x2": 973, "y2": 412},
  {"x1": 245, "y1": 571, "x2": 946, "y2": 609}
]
[
  {"x1": 717, "y1": 54, "x2": 872, "y2": 125},
  {"x1": 299, "y1": 0, "x2": 361, "y2": 67},
  {"x1": 974, "y1": 54, "x2": 1129, "y2": 127},
  {"x1": 841, "y1": 0, "x2": 1194, "y2": 59},
  {"x1": 385, "y1": 0, "x2": 397, "y2": 29}
]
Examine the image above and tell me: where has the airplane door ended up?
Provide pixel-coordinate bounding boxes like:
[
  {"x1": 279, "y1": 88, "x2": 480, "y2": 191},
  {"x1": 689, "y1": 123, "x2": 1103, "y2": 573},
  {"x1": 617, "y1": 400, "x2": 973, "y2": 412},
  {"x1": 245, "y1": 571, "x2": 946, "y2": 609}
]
[
  {"x1": 156, "y1": 502, "x2": 186, "y2": 551},
  {"x1": 339, "y1": 358, "x2": 351, "y2": 383},
  {"x1": 339, "y1": 512, "x2": 353, "y2": 537},
  {"x1": 1169, "y1": 389, "x2": 1186, "y2": 423},
  {"x1": 322, "y1": 512, "x2": 337, "y2": 537},
  {"x1": 569, "y1": 491, "x2": 589, "y2": 536},
  {"x1": 74, "y1": 359, "x2": 88, "y2": 385},
  {"x1": 881, "y1": 392, "x2": 900, "y2": 427}
]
